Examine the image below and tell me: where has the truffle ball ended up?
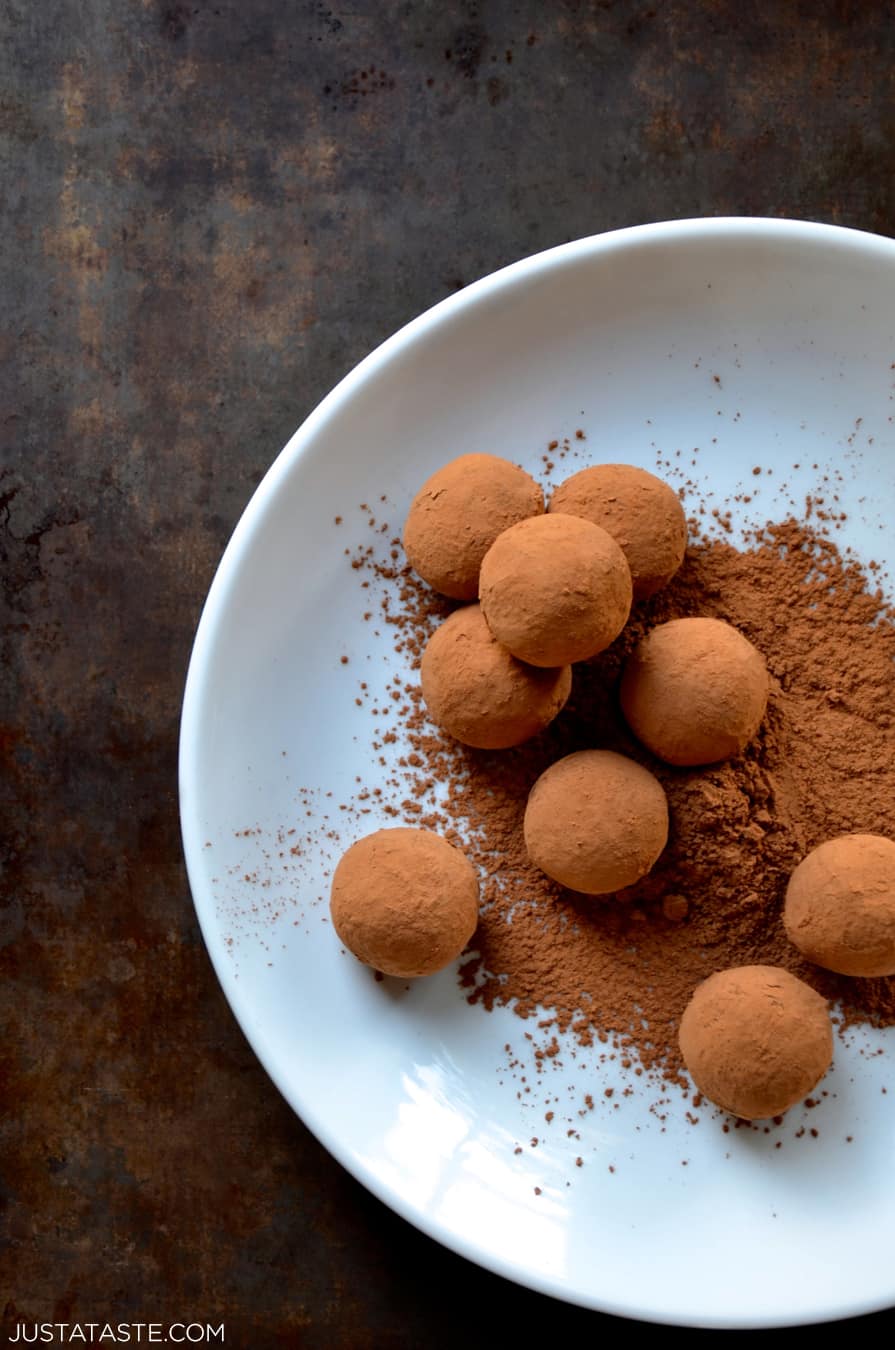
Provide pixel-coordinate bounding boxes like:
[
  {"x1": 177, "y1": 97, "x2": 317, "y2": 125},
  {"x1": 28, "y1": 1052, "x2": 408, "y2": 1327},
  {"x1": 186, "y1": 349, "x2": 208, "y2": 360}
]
[
  {"x1": 330, "y1": 828, "x2": 479, "y2": 978},
  {"x1": 420, "y1": 604, "x2": 572, "y2": 749},
  {"x1": 620, "y1": 616, "x2": 768, "y2": 766},
  {"x1": 524, "y1": 749, "x2": 668, "y2": 894},
  {"x1": 403, "y1": 453, "x2": 543, "y2": 600},
  {"x1": 784, "y1": 833, "x2": 895, "y2": 977},
  {"x1": 550, "y1": 463, "x2": 687, "y2": 600},
  {"x1": 479, "y1": 514, "x2": 633, "y2": 667},
  {"x1": 678, "y1": 965, "x2": 833, "y2": 1120}
]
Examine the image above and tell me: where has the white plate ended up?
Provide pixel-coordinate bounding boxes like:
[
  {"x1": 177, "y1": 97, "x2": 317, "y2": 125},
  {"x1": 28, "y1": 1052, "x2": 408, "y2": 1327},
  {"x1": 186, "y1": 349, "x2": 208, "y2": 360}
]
[{"x1": 180, "y1": 219, "x2": 895, "y2": 1328}]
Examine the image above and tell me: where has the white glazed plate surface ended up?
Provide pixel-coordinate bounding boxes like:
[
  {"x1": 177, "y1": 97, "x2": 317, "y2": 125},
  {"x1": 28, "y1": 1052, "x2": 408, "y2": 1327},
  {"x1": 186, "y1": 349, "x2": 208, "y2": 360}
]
[{"x1": 180, "y1": 220, "x2": 895, "y2": 1328}]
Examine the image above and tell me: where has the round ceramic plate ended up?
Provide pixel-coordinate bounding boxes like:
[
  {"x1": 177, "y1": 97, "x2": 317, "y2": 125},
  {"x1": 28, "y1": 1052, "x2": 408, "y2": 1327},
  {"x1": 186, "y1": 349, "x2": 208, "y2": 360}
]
[{"x1": 180, "y1": 219, "x2": 895, "y2": 1328}]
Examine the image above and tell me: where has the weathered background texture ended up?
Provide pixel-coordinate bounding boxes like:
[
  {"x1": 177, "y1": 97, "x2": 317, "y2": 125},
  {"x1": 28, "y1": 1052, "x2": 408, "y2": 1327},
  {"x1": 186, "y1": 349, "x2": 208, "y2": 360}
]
[{"x1": 3, "y1": 0, "x2": 895, "y2": 1342}]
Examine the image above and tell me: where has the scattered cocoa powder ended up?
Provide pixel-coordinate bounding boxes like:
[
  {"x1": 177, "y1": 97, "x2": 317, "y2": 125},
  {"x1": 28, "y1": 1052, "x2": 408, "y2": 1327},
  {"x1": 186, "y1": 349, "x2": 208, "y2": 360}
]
[{"x1": 350, "y1": 514, "x2": 895, "y2": 1084}]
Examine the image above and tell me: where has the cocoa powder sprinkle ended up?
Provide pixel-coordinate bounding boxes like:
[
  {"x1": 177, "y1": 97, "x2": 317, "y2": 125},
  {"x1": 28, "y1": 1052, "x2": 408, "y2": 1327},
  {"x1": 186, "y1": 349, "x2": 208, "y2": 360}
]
[{"x1": 350, "y1": 513, "x2": 895, "y2": 1084}]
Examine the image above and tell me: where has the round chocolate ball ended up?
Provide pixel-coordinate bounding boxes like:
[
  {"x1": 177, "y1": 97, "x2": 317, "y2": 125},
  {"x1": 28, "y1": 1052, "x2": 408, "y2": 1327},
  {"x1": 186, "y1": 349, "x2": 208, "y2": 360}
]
[
  {"x1": 549, "y1": 463, "x2": 687, "y2": 600},
  {"x1": 479, "y1": 513, "x2": 633, "y2": 668},
  {"x1": 523, "y1": 749, "x2": 668, "y2": 894},
  {"x1": 784, "y1": 833, "x2": 895, "y2": 977},
  {"x1": 620, "y1": 616, "x2": 768, "y2": 766},
  {"x1": 678, "y1": 965, "x2": 833, "y2": 1120},
  {"x1": 403, "y1": 453, "x2": 543, "y2": 600},
  {"x1": 420, "y1": 604, "x2": 572, "y2": 749},
  {"x1": 330, "y1": 828, "x2": 479, "y2": 978}
]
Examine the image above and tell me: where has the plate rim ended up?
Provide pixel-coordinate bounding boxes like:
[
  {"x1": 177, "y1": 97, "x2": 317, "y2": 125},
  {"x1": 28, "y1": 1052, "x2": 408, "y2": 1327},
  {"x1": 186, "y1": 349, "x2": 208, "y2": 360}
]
[{"x1": 179, "y1": 216, "x2": 895, "y2": 1328}]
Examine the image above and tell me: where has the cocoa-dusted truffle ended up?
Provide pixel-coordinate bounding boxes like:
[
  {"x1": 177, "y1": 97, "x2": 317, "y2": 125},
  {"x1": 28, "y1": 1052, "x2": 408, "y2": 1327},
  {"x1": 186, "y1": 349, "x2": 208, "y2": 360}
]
[
  {"x1": 549, "y1": 463, "x2": 687, "y2": 600},
  {"x1": 784, "y1": 833, "x2": 895, "y2": 977},
  {"x1": 403, "y1": 453, "x2": 543, "y2": 600},
  {"x1": 420, "y1": 604, "x2": 571, "y2": 749},
  {"x1": 479, "y1": 514, "x2": 632, "y2": 667},
  {"x1": 678, "y1": 965, "x2": 832, "y2": 1119},
  {"x1": 524, "y1": 749, "x2": 668, "y2": 894},
  {"x1": 620, "y1": 616, "x2": 768, "y2": 766},
  {"x1": 330, "y1": 827, "x2": 479, "y2": 978}
]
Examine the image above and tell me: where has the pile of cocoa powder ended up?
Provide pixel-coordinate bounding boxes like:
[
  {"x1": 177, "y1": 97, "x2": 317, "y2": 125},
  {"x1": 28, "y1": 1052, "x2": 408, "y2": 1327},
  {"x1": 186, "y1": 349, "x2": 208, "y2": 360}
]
[{"x1": 348, "y1": 510, "x2": 895, "y2": 1084}]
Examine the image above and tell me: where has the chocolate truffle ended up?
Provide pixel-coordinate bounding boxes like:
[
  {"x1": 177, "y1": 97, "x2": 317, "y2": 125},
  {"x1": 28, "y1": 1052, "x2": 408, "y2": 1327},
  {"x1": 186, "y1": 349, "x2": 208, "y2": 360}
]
[
  {"x1": 678, "y1": 965, "x2": 832, "y2": 1120},
  {"x1": 550, "y1": 463, "x2": 688, "y2": 600},
  {"x1": 524, "y1": 749, "x2": 668, "y2": 894},
  {"x1": 784, "y1": 833, "x2": 895, "y2": 977},
  {"x1": 403, "y1": 453, "x2": 544, "y2": 600},
  {"x1": 620, "y1": 616, "x2": 768, "y2": 766},
  {"x1": 478, "y1": 514, "x2": 632, "y2": 667},
  {"x1": 420, "y1": 604, "x2": 572, "y2": 749},
  {"x1": 330, "y1": 827, "x2": 479, "y2": 978}
]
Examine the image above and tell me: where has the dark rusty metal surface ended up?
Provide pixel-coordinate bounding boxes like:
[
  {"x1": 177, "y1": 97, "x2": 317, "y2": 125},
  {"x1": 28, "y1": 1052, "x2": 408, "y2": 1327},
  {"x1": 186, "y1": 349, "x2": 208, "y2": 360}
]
[{"x1": 3, "y1": 0, "x2": 895, "y2": 1342}]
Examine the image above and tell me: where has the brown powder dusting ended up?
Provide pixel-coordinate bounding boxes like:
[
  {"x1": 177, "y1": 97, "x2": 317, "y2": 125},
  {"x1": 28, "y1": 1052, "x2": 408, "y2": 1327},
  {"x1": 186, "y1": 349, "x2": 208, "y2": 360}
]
[{"x1": 351, "y1": 514, "x2": 895, "y2": 1083}]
